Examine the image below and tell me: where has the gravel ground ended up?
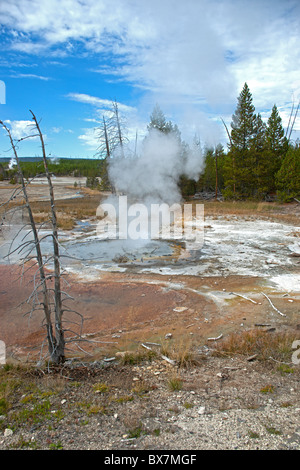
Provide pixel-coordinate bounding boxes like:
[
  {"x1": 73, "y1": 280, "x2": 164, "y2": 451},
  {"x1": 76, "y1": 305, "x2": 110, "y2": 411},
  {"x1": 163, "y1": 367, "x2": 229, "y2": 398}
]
[{"x1": 1, "y1": 354, "x2": 299, "y2": 451}]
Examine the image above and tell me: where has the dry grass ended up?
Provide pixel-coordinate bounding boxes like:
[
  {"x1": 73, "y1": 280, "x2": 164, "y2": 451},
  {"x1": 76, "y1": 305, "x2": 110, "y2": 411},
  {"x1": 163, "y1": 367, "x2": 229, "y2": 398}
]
[
  {"x1": 160, "y1": 336, "x2": 204, "y2": 368},
  {"x1": 28, "y1": 193, "x2": 104, "y2": 230},
  {"x1": 213, "y1": 328, "x2": 300, "y2": 364},
  {"x1": 188, "y1": 200, "x2": 300, "y2": 225}
]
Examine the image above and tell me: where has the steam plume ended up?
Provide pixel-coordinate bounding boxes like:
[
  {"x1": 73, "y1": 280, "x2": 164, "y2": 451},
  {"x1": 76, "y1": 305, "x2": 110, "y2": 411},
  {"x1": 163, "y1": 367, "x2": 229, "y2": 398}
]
[{"x1": 108, "y1": 128, "x2": 203, "y2": 205}]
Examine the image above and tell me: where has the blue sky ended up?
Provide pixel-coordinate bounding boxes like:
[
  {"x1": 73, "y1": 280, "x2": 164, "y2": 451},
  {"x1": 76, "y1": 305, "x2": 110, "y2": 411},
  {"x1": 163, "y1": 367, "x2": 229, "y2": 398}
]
[{"x1": 0, "y1": 0, "x2": 299, "y2": 159}]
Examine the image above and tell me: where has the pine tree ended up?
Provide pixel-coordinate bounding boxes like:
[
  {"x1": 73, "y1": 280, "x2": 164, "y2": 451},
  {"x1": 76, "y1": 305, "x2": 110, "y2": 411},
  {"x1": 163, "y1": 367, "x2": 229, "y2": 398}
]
[
  {"x1": 256, "y1": 105, "x2": 288, "y2": 196},
  {"x1": 147, "y1": 104, "x2": 173, "y2": 134},
  {"x1": 231, "y1": 82, "x2": 256, "y2": 151},
  {"x1": 251, "y1": 113, "x2": 268, "y2": 197},
  {"x1": 225, "y1": 83, "x2": 257, "y2": 198},
  {"x1": 276, "y1": 145, "x2": 300, "y2": 202},
  {"x1": 265, "y1": 104, "x2": 287, "y2": 156}
]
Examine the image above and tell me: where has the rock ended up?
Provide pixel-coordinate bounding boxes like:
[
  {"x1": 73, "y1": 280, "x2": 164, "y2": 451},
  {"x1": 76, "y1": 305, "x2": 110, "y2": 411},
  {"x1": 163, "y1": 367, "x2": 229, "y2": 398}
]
[
  {"x1": 198, "y1": 406, "x2": 206, "y2": 415},
  {"x1": 4, "y1": 429, "x2": 13, "y2": 437},
  {"x1": 116, "y1": 351, "x2": 131, "y2": 358},
  {"x1": 165, "y1": 333, "x2": 173, "y2": 339}
]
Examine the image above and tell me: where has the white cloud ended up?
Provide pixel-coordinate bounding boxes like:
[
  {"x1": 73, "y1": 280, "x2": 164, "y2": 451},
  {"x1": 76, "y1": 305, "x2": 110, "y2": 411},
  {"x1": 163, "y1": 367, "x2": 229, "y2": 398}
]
[
  {"x1": 1, "y1": 0, "x2": 300, "y2": 143},
  {"x1": 67, "y1": 93, "x2": 142, "y2": 148},
  {"x1": 78, "y1": 127, "x2": 98, "y2": 150},
  {"x1": 3, "y1": 119, "x2": 38, "y2": 141},
  {"x1": 10, "y1": 73, "x2": 52, "y2": 80},
  {"x1": 66, "y1": 93, "x2": 136, "y2": 115},
  {"x1": 51, "y1": 126, "x2": 62, "y2": 133}
]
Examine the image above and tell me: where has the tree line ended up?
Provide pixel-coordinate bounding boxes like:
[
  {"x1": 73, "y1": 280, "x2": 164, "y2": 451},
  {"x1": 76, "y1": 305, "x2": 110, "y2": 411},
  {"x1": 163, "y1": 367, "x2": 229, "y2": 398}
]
[
  {"x1": 0, "y1": 158, "x2": 106, "y2": 180},
  {"x1": 146, "y1": 84, "x2": 299, "y2": 202},
  {"x1": 1, "y1": 85, "x2": 299, "y2": 201},
  {"x1": 194, "y1": 83, "x2": 299, "y2": 202}
]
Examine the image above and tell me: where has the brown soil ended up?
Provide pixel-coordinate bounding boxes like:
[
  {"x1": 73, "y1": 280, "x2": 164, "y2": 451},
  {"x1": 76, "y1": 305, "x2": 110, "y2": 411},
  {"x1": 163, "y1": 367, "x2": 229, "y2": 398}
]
[
  {"x1": 1, "y1": 181, "x2": 300, "y2": 451},
  {"x1": 1, "y1": 263, "x2": 298, "y2": 362}
]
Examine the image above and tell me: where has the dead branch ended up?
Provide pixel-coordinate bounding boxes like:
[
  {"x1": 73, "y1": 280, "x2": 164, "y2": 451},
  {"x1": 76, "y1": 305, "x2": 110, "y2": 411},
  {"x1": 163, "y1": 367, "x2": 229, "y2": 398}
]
[
  {"x1": 141, "y1": 343, "x2": 176, "y2": 365},
  {"x1": 220, "y1": 117, "x2": 232, "y2": 147},
  {"x1": 207, "y1": 334, "x2": 223, "y2": 341},
  {"x1": 229, "y1": 292, "x2": 258, "y2": 304},
  {"x1": 287, "y1": 100, "x2": 300, "y2": 142},
  {"x1": 261, "y1": 292, "x2": 286, "y2": 317},
  {"x1": 286, "y1": 99, "x2": 294, "y2": 138}
]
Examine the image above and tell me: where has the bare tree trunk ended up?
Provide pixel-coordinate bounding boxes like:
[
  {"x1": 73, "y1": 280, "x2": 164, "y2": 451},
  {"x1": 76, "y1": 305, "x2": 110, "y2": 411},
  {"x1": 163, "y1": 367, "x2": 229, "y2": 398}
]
[
  {"x1": 103, "y1": 116, "x2": 110, "y2": 158},
  {"x1": 0, "y1": 120, "x2": 56, "y2": 357},
  {"x1": 221, "y1": 117, "x2": 236, "y2": 195},
  {"x1": 288, "y1": 101, "x2": 299, "y2": 142},
  {"x1": 112, "y1": 100, "x2": 125, "y2": 158},
  {"x1": 103, "y1": 116, "x2": 116, "y2": 194},
  {"x1": 30, "y1": 111, "x2": 65, "y2": 363},
  {"x1": 286, "y1": 100, "x2": 294, "y2": 139}
]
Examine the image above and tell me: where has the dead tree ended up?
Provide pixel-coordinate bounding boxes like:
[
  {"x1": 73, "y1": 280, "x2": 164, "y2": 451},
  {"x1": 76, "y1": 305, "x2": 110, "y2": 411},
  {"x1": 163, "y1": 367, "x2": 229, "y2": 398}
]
[
  {"x1": 103, "y1": 116, "x2": 111, "y2": 158},
  {"x1": 95, "y1": 100, "x2": 128, "y2": 160},
  {"x1": 221, "y1": 116, "x2": 235, "y2": 195},
  {"x1": 0, "y1": 114, "x2": 84, "y2": 364},
  {"x1": 95, "y1": 99, "x2": 129, "y2": 193},
  {"x1": 111, "y1": 100, "x2": 125, "y2": 159},
  {"x1": 0, "y1": 119, "x2": 60, "y2": 361},
  {"x1": 287, "y1": 100, "x2": 299, "y2": 143},
  {"x1": 30, "y1": 111, "x2": 65, "y2": 363}
]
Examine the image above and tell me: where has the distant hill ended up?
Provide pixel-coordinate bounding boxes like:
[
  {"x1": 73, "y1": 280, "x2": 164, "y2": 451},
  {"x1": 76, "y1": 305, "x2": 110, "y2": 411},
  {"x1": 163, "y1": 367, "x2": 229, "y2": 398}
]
[{"x1": 0, "y1": 157, "x2": 43, "y2": 163}]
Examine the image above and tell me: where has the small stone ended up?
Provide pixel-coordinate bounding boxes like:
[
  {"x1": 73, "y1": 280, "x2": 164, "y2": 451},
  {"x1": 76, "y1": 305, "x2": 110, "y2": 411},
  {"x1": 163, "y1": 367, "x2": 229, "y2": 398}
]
[
  {"x1": 4, "y1": 429, "x2": 13, "y2": 437},
  {"x1": 61, "y1": 399, "x2": 67, "y2": 405},
  {"x1": 198, "y1": 406, "x2": 205, "y2": 415}
]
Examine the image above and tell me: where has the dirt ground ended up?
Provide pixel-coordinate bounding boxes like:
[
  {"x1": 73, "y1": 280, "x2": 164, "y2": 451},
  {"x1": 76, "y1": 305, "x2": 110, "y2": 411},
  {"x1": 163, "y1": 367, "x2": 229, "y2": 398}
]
[
  {"x1": 0, "y1": 178, "x2": 299, "y2": 361},
  {"x1": 1, "y1": 179, "x2": 300, "y2": 451},
  {"x1": 1, "y1": 250, "x2": 299, "y2": 363}
]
